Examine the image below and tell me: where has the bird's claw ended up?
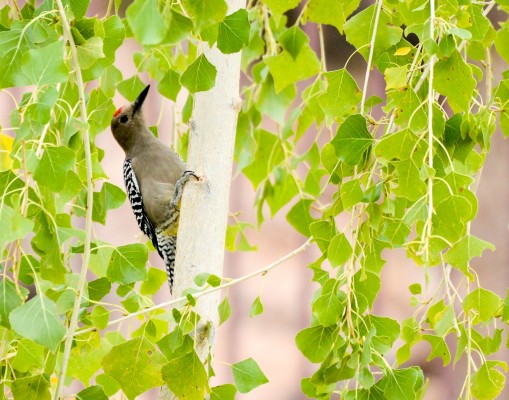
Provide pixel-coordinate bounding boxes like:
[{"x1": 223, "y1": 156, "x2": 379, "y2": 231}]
[{"x1": 183, "y1": 170, "x2": 200, "y2": 181}]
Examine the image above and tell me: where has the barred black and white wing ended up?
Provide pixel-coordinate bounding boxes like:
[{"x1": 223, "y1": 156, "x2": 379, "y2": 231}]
[
  {"x1": 123, "y1": 159, "x2": 159, "y2": 251},
  {"x1": 123, "y1": 159, "x2": 176, "y2": 292}
]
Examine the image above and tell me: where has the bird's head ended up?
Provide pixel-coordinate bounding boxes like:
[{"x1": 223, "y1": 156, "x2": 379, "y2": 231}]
[{"x1": 111, "y1": 84, "x2": 150, "y2": 152}]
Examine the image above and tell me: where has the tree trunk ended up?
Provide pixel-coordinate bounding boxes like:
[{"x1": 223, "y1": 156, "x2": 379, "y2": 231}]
[{"x1": 159, "y1": 1, "x2": 244, "y2": 398}]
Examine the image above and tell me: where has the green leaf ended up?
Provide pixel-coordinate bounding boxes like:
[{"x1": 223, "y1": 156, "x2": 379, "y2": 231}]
[
  {"x1": 384, "y1": 65, "x2": 407, "y2": 89},
  {"x1": 279, "y1": 25, "x2": 307, "y2": 59},
  {"x1": 0, "y1": 27, "x2": 29, "y2": 88},
  {"x1": 310, "y1": 219, "x2": 336, "y2": 253},
  {"x1": 257, "y1": 75, "x2": 296, "y2": 125},
  {"x1": 88, "y1": 277, "x2": 111, "y2": 302},
  {"x1": 434, "y1": 196, "x2": 473, "y2": 244},
  {"x1": 0, "y1": 278, "x2": 27, "y2": 328},
  {"x1": 304, "y1": 0, "x2": 360, "y2": 33},
  {"x1": 103, "y1": 337, "x2": 166, "y2": 399},
  {"x1": 494, "y1": 79, "x2": 509, "y2": 137},
  {"x1": 117, "y1": 75, "x2": 146, "y2": 101},
  {"x1": 422, "y1": 334, "x2": 451, "y2": 366},
  {"x1": 286, "y1": 199, "x2": 315, "y2": 237},
  {"x1": 353, "y1": 270, "x2": 381, "y2": 313},
  {"x1": 266, "y1": 169, "x2": 299, "y2": 216},
  {"x1": 163, "y1": 10, "x2": 193, "y2": 44},
  {"x1": 318, "y1": 69, "x2": 362, "y2": 119},
  {"x1": 409, "y1": 284, "x2": 422, "y2": 295},
  {"x1": 393, "y1": 159, "x2": 426, "y2": 201},
  {"x1": 106, "y1": 244, "x2": 148, "y2": 284},
  {"x1": 344, "y1": 4, "x2": 402, "y2": 61},
  {"x1": 218, "y1": 296, "x2": 232, "y2": 325},
  {"x1": 12, "y1": 339, "x2": 46, "y2": 372},
  {"x1": 194, "y1": 272, "x2": 211, "y2": 287},
  {"x1": 331, "y1": 114, "x2": 373, "y2": 166},
  {"x1": 91, "y1": 305, "x2": 110, "y2": 329},
  {"x1": 140, "y1": 267, "x2": 167, "y2": 295},
  {"x1": 211, "y1": 384, "x2": 237, "y2": 400},
  {"x1": 384, "y1": 88, "x2": 427, "y2": 132},
  {"x1": 295, "y1": 325, "x2": 334, "y2": 363},
  {"x1": 225, "y1": 224, "x2": 239, "y2": 252},
  {"x1": 68, "y1": 338, "x2": 109, "y2": 386},
  {"x1": 340, "y1": 179, "x2": 364, "y2": 209},
  {"x1": 9, "y1": 295, "x2": 66, "y2": 352},
  {"x1": 495, "y1": 26, "x2": 509, "y2": 64},
  {"x1": 19, "y1": 41, "x2": 68, "y2": 86},
  {"x1": 158, "y1": 69, "x2": 181, "y2": 101},
  {"x1": 263, "y1": 0, "x2": 299, "y2": 15},
  {"x1": 433, "y1": 50, "x2": 476, "y2": 113},
  {"x1": 66, "y1": 0, "x2": 90, "y2": 20},
  {"x1": 180, "y1": 54, "x2": 217, "y2": 93},
  {"x1": 96, "y1": 374, "x2": 121, "y2": 397},
  {"x1": 100, "y1": 65, "x2": 122, "y2": 99},
  {"x1": 463, "y1": 288, "x2": 502, "y2": 323},
  {"x1": 77, "y1": 386, "x2": 109, "y2": 400},
  {"x1": 182, "y1": 0, "x2": 227, "y2": 31},
  {"x1": 444, "y1": 235, "x2": 495, "y2": 276},
  {"x1": 250, "y1": 296, "x2": 264, "y2": 317},
  {"x1": 312, "y1": 291, "x2": 344, "y2": 327},
  {"x1": 207, "y1": 274, "x2": 222, "y2": 287},
  {"x1": 217, "y1": 9, "x2": 250, "y2": 54},
  {"x1": 0, "y1": 207, "x2": 33, "y2": 257},
  {"x1": 33, "y1": 146, "x2": 76, "y2": 192},
  {"x1": 382, "y1": 367, "x2": 424, "y2": 400},
  {"x1": 77, "y1": 37, "x2": 104, "y2": 70},
  {"x1": 232, "y1": 357, "x2": 269, "y2": 394},
  {"x1": 466, "y1": 4, "x2": 491, "y2": 42},
  {"x1": 92, "y1": 182, "x2": 126, "y2": 225},
  {"x1": 243, "y1": 129, "x2": 283, "y2": 187},
  {"x1": 375, "y1": 129, "x2": 423, "y2": 162},
  {"x1": 162, "y1": 348, "x2": 209, "y2": 400},
  {"x1": 87, "y1": 88, "x2": 116, "y2": 138},
  {"x1": 471, "y1": 361, "x2": 507, "y2": 400},
  {"x1": 265, "y1": 46, "x2": 320, "y2": 93},
  {"x1": 126, "y1": 0, "x2": 165, "y2": 45},
  {"x1": 327, "y1": 233, "x2": 353, "y2": 267},
  {"x1": 11, "y1": 375, "x2": 51, "y2": 400}
]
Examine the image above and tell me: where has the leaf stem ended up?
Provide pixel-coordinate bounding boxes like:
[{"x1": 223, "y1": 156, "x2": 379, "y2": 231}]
[
  {"x1": 53, "y1": 1, "x2": 94, "y2": 399},
  {"x1": 424, "y1": 0, "x2": 436, "y2": 268},
  {"x1": 74, "y1": 238, "x2": 312, "y2": 337},
  {"x1": 360, "y1": 0, "x2": 383, "y2": 116}
]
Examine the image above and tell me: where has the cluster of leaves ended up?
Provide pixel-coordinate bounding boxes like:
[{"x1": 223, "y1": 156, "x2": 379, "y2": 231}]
[
  {"x1": 230, "y1": 0, "x2": 509, "y2": 399},
  {"x1": 0, "y1": 0, "x2": 263, "y2": 399},
  {"x1": 1, "y1": 0, "x2": 509, "y2": 399}
]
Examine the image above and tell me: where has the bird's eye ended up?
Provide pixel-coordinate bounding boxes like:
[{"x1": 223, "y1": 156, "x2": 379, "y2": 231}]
[{"x1": 120, "y1": 115, "x2": 129, "y2": 124}]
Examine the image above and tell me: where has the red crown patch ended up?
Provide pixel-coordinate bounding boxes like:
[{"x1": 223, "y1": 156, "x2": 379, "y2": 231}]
[{"x1": 113, "y1": 106, "x2": 124, "y2": 117}]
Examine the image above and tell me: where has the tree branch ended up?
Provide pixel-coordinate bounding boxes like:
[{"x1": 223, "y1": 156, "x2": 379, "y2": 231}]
[
  {"x1": 54, "y1": 2, "x2": 94, "y2": 399},
  {"x1": 73, "y1": 239, "x2": 312, "y2": 338}
]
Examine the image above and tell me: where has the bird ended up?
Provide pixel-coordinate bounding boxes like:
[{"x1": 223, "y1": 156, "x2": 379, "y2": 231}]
[{"x1": 110, "y1": 85, "x2": 197, "y2": 293}]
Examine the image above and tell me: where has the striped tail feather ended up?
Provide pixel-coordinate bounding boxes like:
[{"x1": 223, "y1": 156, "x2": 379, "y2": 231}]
[{"x1": 155, "y1": 232, "x2": 177, "y2": 293}]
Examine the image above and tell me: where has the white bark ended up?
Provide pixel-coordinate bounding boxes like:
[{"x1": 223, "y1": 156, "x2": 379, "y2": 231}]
[{"x1": 159, "y1": 1, "x2": 244, "y2": 398}]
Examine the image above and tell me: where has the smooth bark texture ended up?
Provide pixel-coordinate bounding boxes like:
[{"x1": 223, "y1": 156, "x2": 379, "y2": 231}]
[{"x1": 159, "y1": 1, "x2": 244, "y2": 398}]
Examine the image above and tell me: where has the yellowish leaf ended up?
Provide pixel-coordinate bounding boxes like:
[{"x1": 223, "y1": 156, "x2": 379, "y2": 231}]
[
  {"x1": 0, "y1": 133, "x2": 14, "y2": 170},
  {"x1": 394, "y1": 47, "x2": 411, "y2": 56}
]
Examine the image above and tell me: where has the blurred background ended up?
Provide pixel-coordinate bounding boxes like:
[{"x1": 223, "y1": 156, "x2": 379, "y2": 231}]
[{"x1": 1, "y1": 0, "x2": 508, "y2": 399}]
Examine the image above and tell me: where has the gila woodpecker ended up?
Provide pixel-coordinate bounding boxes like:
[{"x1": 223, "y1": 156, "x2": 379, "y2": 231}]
[{"x1": 111, "y1": 85, "x2": 197, "y2": 292}]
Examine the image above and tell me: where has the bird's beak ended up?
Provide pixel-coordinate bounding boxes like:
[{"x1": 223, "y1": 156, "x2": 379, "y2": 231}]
[{"x1": 133, "y1": 85, "x2": 150, "y2": 114}]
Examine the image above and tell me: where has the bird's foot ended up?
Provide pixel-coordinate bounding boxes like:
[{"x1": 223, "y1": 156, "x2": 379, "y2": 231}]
[{"x1": 172, "y1": 170, "x2": 199, "y2": 208}]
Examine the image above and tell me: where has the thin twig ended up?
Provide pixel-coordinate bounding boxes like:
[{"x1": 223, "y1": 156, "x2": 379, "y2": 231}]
[
  {"x1": 74, "y1": 238, "x2": 313, "y2": 337},
  {"x1": 360, "y1": 0, "x2": 383, "y2": 116},
  {"x1": 54, "y1": 1, "x2": 94, "y2": 399}
]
